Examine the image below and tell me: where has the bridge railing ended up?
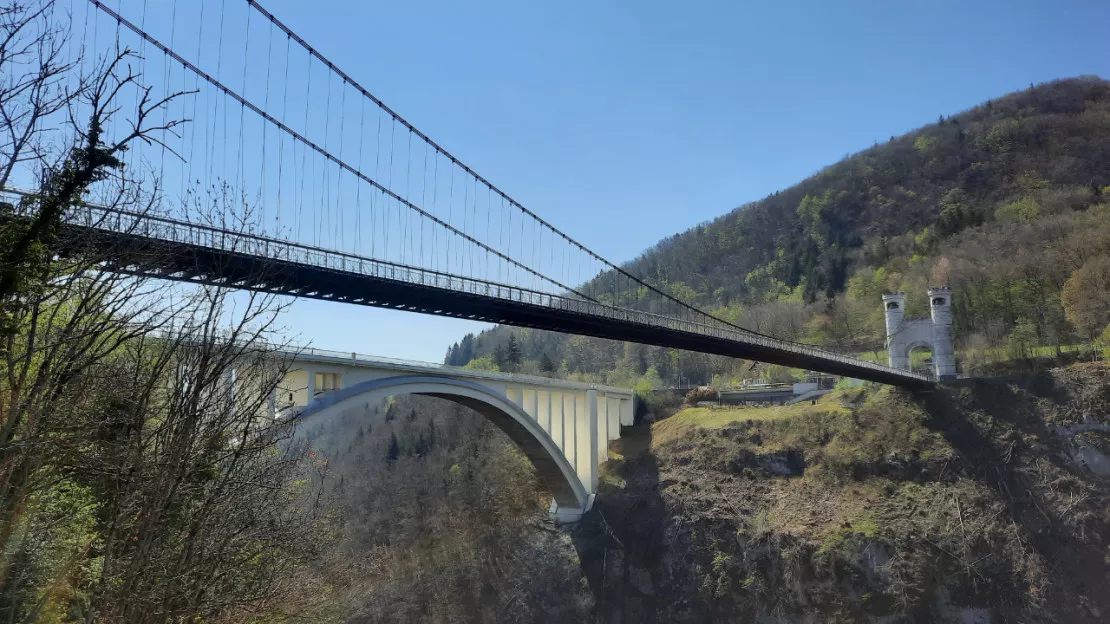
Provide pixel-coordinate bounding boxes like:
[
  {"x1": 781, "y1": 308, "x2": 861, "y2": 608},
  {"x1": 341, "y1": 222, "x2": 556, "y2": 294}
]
[{"x1": 1, "y1": 189, "x2": 930, "y2": 384}]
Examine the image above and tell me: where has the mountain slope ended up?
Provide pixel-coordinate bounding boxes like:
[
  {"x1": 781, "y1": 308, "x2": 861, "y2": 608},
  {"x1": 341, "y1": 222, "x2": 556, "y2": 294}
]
[{"x1": 447, "y1": 76, "x2": 1110, "y2": 385}]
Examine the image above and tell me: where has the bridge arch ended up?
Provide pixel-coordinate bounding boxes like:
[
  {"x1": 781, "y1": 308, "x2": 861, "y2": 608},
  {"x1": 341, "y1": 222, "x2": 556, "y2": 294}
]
[{"x1": 296, "y1": 375, "x2": 590, "y2": 511}]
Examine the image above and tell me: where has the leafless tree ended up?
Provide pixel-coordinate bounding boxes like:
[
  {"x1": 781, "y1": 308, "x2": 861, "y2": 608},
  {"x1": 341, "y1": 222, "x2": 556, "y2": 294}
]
[
  {"x1": 0, "y1": 3, "x2": 327, "y2": 621},
  {"x1": 0, "y1": 0, "x2": 187, "y2": 565}
]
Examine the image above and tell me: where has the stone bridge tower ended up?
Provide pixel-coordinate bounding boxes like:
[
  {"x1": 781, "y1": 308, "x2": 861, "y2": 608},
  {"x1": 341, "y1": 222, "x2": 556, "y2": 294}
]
[{"x1": 882, "y1": 287, "x2": 956, "y2": 380}]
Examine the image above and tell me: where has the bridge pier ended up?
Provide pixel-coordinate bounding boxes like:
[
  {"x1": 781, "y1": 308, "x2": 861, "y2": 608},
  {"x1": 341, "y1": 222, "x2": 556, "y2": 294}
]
[
  {"x1": 607, "y1": 395, "x2": 621, "y2": 440},
  {"x1": 563, "y1": 393, "x2": 576, "y2": 469},
  {"x1": 597, "y1": 395, "x2": 608, "y2": 465},
  {"x1": 550, "y1": 493, "x2": 595, "y2": 524},
  {"x1": 305, "y1": 365, "x2": 316, "y2": 400},
  {"x1": 582, "y1": 390, "x2": 599, "y2": 492}
]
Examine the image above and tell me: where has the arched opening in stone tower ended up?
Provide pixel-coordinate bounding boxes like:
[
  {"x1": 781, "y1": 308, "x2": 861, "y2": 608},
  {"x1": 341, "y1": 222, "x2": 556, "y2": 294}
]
[{"x1": 907, "y1": 344, "x2": 934, "y2": 378}]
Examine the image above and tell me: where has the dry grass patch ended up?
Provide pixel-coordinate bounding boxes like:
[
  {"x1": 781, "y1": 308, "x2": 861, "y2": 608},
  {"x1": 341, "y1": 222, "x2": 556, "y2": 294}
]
[{"x1": 652, "y1": 392, "x2": 853, "y2": 446}]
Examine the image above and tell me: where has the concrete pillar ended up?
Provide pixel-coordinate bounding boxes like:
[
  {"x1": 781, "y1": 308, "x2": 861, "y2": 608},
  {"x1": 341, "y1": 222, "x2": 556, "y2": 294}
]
[
  {"x1": 607, "y1": 396, "x2": 620, "y2": 440},
  {"x1": 597, "y1": 393, "x2": 609, "y2": 464},
  {"x1": 506, "y1": 387, "x2": 523, "y2": 409},
  {"x1": 563, "y1": 392, "x2": 576, "y2": 469},
  {"x1": 524, "y1": 389, "x2": 538, "y2": 421},
  {"x1": 549, "y1": 391, "x2": 562, "y2": 450},
  {"x1": 620, "y1": 397, "x2": 634, "y2": 426},
  {"x1": 305, "y1": 367, "x2": 315, "y2": 404},
  {"x1": 581, "y1": 390, "x2": 599, "y2": 492},
  {"x1": 537, "y1": 390, "x2": 551, "y2": 433},
  {"x1": 268, "y1": 386, "x2": 277, "y2": 419}
]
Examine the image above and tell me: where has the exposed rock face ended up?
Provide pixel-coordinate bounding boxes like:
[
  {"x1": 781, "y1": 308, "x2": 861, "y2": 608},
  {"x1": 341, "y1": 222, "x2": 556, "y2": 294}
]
[{"x1": 567, "y1": 366, "x2": 1110, "y2": 623}]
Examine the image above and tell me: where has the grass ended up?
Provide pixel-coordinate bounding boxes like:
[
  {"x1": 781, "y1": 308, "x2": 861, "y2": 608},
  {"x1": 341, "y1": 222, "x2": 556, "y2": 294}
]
[{"x1": 652, "y1": 391, "x2": 854, "y2": 446}]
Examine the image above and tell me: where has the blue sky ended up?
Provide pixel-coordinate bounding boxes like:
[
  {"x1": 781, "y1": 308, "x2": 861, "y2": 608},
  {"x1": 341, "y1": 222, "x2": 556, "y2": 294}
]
[{"x1": 111, "y1": 0, "x2": 1110, "y2": 362}]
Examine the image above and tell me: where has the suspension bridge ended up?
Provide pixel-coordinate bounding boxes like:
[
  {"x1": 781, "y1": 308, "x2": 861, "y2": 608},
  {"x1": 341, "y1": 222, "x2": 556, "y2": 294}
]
[{"x1": 7, "y1": 0, "x2": 932, "y2": 390}]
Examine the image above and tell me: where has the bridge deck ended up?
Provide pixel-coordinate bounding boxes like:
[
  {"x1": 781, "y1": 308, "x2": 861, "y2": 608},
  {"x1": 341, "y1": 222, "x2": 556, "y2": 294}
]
[{"x1": 23, "y1": 199, "x2": 932, "y2": 390}]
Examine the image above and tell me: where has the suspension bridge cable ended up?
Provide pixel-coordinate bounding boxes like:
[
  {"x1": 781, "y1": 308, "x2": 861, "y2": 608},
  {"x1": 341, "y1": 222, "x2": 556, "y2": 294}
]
[
  {"x1": 238, "y1": 0, "x2": 753, "y2": 335},
  {"x1": 88, "y1": 0, "x2": 596, "y2": 300},
  {"x1": 86, "y1": 0, "x2": 855, "y2": 343}
]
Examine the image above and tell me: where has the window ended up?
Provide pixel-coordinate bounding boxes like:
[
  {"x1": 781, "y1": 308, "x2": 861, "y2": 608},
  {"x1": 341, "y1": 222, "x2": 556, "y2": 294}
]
[
  {"x1": 886, "y1": 301, "x2": 900, "y2": 310},
  {"x1": 314, "y1": 372, "x2": 340, "y2": 395},
  {"x1": 932, "y1": 297, "x2": 946, "y2": 306}
]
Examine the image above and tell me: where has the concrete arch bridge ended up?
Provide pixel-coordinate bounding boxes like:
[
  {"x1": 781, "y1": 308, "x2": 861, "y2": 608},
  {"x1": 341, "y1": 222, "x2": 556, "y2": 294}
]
[{"x1": 275, "y1": 349, "x2": 633, "y2": 522}]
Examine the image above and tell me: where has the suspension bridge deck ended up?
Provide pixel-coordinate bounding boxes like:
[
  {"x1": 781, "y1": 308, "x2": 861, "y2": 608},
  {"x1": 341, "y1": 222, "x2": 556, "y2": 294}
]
[{"x1": 28, "y1": 198, "x2": 933, "y2": 391}]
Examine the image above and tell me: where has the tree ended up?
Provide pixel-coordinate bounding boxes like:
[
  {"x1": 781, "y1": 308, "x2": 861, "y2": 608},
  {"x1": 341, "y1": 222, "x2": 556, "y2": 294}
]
[
  {"x1": 1061, "y1": 255, "x2": 1110, "y2": 338},
  {"x1": 507, "y1": 335, "x2": 522, "y2": 368},
  {"x1": 387, "y1": 433, "x2": 400, "y2": 466},
  {"x1": 492, "y1": 344, "x2": 508, "y2": 370},
  {"x1": 539, "y1": 352, "x2": 556, "y2": 373},
  {"x1": 0, "y1": 33, "x2": 186, "y2": 308},
  {"x1": 464, "y1": 354, "x2": 500, "y2": 372},
  {"x1": 0, "y1": 4, "x2": 325, "y2": 619}
]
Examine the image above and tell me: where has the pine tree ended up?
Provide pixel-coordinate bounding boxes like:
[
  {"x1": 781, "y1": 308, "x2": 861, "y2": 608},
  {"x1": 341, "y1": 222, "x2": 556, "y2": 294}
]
[
  {"x1": 387, "y1": 433, "x2": 399, "y2": 466},
  {"x1": 507, "y1": 335, "x2": 522, "y2": 368},
  {"x1": 539, "y1": 352, "x2": 556, "y2": 373}
]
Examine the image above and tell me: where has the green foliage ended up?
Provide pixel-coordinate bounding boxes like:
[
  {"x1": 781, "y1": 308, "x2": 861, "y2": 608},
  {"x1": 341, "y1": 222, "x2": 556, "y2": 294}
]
[
  {"x1": 1096, "y1": 324, "x2": 1110, "y2": 350},
  {"x1": 633, "y1": 365, "x2": 664, "y2": 397},
  {"x1": 995, "y1": 197, "x2": 1041, "y2": 223},
  {"x1": 463, "y1": 354, "x2": 500, "y2": 372},
  {"x1": 913, "y1": 135, "x2": 937, "y2": 154},
  {"x1": 1006, "y1": 319, "x2": 1040, "y2": 360},
  {"x1": 796, "y1": 191, "x2": 832, "y2": 250},
  {"x1": 1, "y1": 480, "x2": 101, "y2": 621},
  {"x1": 761, "y1": 364, "x2": 801, "y2": 384}
]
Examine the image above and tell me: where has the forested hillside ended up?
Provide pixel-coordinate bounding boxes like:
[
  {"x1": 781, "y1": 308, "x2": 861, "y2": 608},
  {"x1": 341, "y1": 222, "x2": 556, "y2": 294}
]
[{"x1": 447, "y1": 76, "x2": 1110, "y2": 387}]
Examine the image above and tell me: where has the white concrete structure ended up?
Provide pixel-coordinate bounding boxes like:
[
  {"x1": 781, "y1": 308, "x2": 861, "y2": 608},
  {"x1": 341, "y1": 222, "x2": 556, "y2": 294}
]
[
  {"x1": 883, "y1": 287, "x2": 957, "y2": 380},
  {"x1": 273, "y1": 349, "x2": 634, "y2": 522}
]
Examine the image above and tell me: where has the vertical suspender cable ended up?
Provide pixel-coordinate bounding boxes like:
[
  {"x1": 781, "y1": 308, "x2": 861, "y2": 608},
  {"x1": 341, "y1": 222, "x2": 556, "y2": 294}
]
[
  {"x1": 404, "y1": 129, "x2": 412, "y2": 265},
  {"x1": 336, "y1": 81, "x2": 347, "y2": 247},
  {"x1": 355, "y1": 96, "x2": 364, "y2": 255},
  {"x1": 297, "y1": 53, "x2": 312, "y2": 241},
  {"x1": 320, "y1": 71, "x2": 332, "y2": 246},
  {"x1": 186, "y1": 0, "x2": 205, "y2": 209},
  {"x1": 209, "y1": 0, "x2": 225, "y2": 191},
  {"x1": 446, "y1": 164, "x2": 454, "y2": 272},
  {"x1": 160, "y1": 0, "x2": 177, "y2": 188},
  {"x1": 261, "y1": 15, "x2": 272, "y2": 230},
  {"x1": 277, "y1": 33, "x2": 290, "y2": 232},
  {"x1": 372, "y1": 108, "x2": 382, "y2": 259},
  {"x1": 386, "y1": 119, "x2": 395, "y2": 260},
  {"x1": 237, "y1": 6, "x2": 250, "y2": 220},
  {"x1": 420, "y1": 141, "x2": 428, "y2": 270},
  {"x1": 431, "y1": 150, "x2": 439, "y2": 273}
]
